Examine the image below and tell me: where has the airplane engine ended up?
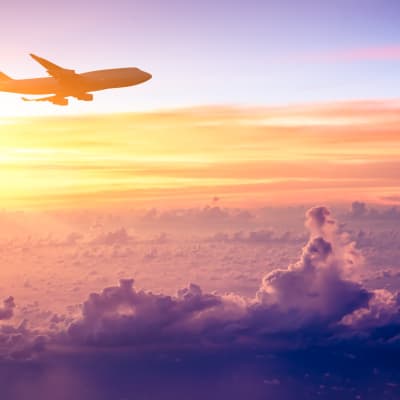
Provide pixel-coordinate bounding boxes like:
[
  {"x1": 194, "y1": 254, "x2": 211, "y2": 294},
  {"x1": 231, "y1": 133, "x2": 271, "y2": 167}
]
[
  {"x1": 76, "y1": 93, "x2": 93, "y2": 101},
  {"x1": 51, "y1": 97, "x2": 68, "y2": 106}
]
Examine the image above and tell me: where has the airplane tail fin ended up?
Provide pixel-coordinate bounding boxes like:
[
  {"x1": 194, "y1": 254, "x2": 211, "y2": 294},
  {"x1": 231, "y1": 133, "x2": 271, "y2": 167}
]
[{"x1": 0, "y1": 72, "x2": 12, "y2": 81}]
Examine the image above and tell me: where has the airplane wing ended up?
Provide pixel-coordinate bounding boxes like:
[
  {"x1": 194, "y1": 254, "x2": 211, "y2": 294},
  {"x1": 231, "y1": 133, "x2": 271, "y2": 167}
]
[{"x1": 30, "y1": 54, "x2": 80, "y2": 81}]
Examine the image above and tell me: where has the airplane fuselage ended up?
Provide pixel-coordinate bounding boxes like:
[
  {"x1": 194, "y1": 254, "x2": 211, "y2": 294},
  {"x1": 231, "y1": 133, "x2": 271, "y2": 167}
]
[{"x1": 0, "y1": 67, "x2": 152, "y2": 96}]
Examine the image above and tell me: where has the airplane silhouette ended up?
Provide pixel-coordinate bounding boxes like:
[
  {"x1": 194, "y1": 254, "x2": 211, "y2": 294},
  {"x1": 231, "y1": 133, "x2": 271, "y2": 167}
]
[{"x1": 0, "y1": 54, "x2": 152, "y2": 106}]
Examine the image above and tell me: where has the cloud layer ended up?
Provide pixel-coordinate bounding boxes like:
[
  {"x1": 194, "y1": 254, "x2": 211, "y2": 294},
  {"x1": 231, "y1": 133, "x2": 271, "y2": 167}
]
[
  {"x1": 1, "y1": 205, "x2": 400, "y2": 361},
  {"x1": 57, "y1": 207, "x2": 399, "y2": 352},
  {"x1": 1, "y1": 205, "x2": 400, "y2": 400}
]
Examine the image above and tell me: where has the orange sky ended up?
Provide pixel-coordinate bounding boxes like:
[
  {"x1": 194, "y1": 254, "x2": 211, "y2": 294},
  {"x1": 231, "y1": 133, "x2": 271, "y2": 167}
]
[{"x1": 1, "y1": 100, "x2": 400, "y2": 210}]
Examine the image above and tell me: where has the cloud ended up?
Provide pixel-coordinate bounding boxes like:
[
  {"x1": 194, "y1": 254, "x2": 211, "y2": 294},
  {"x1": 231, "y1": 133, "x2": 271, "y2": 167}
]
[
  {"x1": 91, "y1": 228, "x2": 135, "y2": 246},
  {"x1": 0, "y1": 296, "x2": 49, "y2": 361},
  {"x1": 0, "y1": 297, "x2": 15, "y2": 320},
  {"x1": 63, "y1": 207, "x2": 397, "y2": 352},
  {"x1": 341, "y1": 289, "x2": 400, "y2": 332},
  {"x1": 300, "y1": 46, "x2": 400, "y2": 63},
  {"x1": 350, "y1": 201, "x2": 368, "y2": 218},
  {"x1": 249, "y1": 207, "x2": 370, "y2": 338},
  {"x1": 1, "y1": 205, "x2": 400, "y2": 399},
  {"x1": 206, "y1": 229, "x2": 305, "y2": 245},
  {"x1": 0, "y1": 205, "x2": 398, "y2": 362},
  {"x1": 67, "y1": 279, "x2": 245, "y2": 348},
  {"x1": 347, "y1": 201, "x2": 400, "y2": 221},
  {"x1": 5, "y1": 101, "x2": 400, "y2": 209},
  {"x1": 139, "y1": 206, "x2": 254, "y2": 232},
  {"x1": 0, "y1": 320, "x2": 47, "y2": 360}
]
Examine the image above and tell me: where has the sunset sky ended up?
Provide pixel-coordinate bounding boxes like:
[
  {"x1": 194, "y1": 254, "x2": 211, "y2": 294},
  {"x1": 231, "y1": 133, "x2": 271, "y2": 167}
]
[
  {"x1": 1, "y1": 101, "x2": 400, "y2": 209},
  {"x1": 1, "y1": 0, "x2": 400, "y2": 115},
  {"x1": 0, "y1": 1, "x2": 400, "y2": 209},
  {"x1": 2, "y1": 2, "x2": 400, "y2": 400}
]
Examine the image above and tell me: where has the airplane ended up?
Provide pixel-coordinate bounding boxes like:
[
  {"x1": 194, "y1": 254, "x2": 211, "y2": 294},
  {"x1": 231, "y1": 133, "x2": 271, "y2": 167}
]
[{"x1": 0, "y1": 54, "x2": 152, "y2": 106}]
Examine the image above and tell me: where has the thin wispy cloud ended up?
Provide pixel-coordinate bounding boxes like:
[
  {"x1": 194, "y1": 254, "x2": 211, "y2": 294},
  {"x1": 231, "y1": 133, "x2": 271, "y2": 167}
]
[
  {"x1": 2, "y1": 100, "x2": 400, "y2": 208},
  {"x1": 300, "y1": 45, "x2": 400, "y2": 63}
]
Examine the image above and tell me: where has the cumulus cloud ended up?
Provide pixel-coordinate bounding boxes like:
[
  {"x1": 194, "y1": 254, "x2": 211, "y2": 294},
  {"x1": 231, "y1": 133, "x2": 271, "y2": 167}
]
[
  {"x1": 0, "y1": 296, "x2": 49, "y2": 360},
  {"x1": 350, "y1": 201, "x2": 368, "y2": 218},
  {"x1": 348, "y1": 201, "x2": 400, "y2": 220},
  {"x1": 0, "y1": 321, "x2": 47, "y2": 360},
  {"x1": 2, "y1": 205, "x2": 400, "y2": 400},
  {"x1": 0, "y1": 297, "x2": 15, "y2": 320},
  {"x1": 341, "y1": 289, "x2": 400, "y2": 331},
  {"x1": 256, "y1": 207, "x2": 369, "y2": 319},
  {"x1": 255, "y1": 242, "x2": 370, "y2": 332},
  {"x1": 67, "y1": 279, "x2": 245, "y2": 347},
  {"x1": 62, "y1": 206, "x2": 399, "y2": 351},
  {"x1": 1, "y1": 205, "x2": 398, "y2": 361},
  {"x1": 91, "y1": 228, "x2": 135, "y2": 246}
]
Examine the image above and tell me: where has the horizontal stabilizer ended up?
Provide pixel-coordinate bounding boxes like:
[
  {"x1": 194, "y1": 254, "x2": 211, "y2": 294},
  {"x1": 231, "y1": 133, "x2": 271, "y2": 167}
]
[{"x1": 0, "y1": 72, "x2": 12, "y2": 81}]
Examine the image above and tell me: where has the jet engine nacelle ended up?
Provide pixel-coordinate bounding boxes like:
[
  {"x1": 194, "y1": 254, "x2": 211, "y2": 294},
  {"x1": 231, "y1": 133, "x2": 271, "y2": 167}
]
[
  {"x1": 51, "y1": 96, "x2": 68, "y2": 106},
  {"x1": 76, "y1": 93, "x2": 93, "y2": 101}
]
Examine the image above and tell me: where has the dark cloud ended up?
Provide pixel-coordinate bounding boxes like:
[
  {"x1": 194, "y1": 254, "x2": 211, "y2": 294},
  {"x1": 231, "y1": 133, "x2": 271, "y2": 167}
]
[
  {"x1": 1, "y1": 206, "x2": 399, "y2": 364},
  {"x1": 61, "y1": 207, "x2": 398, "y2": 352},
  {"x1": 0, "y1": 206, "x2": 400, "y2": 400},
  {"x1": 255, "y1": 236, "x2": 370, "y2": 332},
  {"x1": 305, "y1": 206, "x2": 335, "y2": 233},
  {"x1": 0, "y1": 321, "x2": 47, "y2": 360},
  {"x1": 2, "y1": 206, "x2": 400, "y2": 399},
  {"x1": 348, "y1": 201, "x2": 400, "y2": 221},
  {"x1": 0, "y1": 297, "x2": 15, "y2": 320},
  {"x1": 350, "y1": 201, "x2": 368, "y2": 218},
  {"x1": 67, "y1": 279, "x2": 242, "y2": 347}
]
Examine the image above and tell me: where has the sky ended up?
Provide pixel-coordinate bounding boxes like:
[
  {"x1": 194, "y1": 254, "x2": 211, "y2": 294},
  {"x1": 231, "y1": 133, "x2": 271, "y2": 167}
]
[
  {"x1": 0, "y1": 1, "x2": 400, "y2": 208},
  {"x1": 2, "y1": 2, "x2": 400, "y2": 400},
  {"x1": 1, "y1": 0, "x2": 400, "y2": 115},
  {"x1": 2, "y1": 101, "x2": 400, "y2": 209}
]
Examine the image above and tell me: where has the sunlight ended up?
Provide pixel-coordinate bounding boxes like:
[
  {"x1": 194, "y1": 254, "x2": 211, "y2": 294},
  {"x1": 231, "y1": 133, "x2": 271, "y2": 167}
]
[{"x1": 0, "y1": 102, "x2": 399, "y2": 209}]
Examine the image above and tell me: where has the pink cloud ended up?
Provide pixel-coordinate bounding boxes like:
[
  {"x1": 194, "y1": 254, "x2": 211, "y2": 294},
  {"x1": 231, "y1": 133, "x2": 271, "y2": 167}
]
[{"x1": 301, "y1": 45, "x2": 400, "y2": 62}]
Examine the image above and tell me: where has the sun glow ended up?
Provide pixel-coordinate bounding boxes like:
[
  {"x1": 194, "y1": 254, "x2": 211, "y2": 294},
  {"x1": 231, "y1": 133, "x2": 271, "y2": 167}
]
[{"x1": 1, "y1": 101, "x2": 400, "y2": 210}]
